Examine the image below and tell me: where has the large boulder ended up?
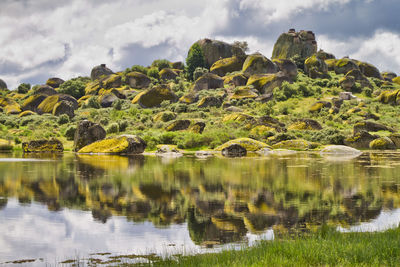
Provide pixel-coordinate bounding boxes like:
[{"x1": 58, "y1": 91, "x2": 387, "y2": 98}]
[
  {"x1": 339, "y1": 76, "x2": 356, "y2": 91},
  {"x1": 33, "y1": 85, "x2": 57, "y2": 96},
  {"x1": 74, "y1": 120, "x2": 106, "y2": 152},
  {"x1": 189, "y1": 122, "x2": 206, "y2": 134},
  {"x1": 224, "y1": 73, "x2": 248, "y2": 86},
  {"x1": 344, "y1": 131, "x2": 377, "y2": 149},
  {"x1": 46, "y1": 77, "x2": 65, "y2": 88},
  {"x1": 304, "y1": 54, "x2": 328, "y2": 79},
  {"x1": 91, "y1": 64, "x2": 114, "y2": 80},
  {"x1": 102, "y1": 74, "x2": 122, "y2": 89},
  {"x1": 52, "y1": 101, "x2": 75, "y2": 118},
  {"x1": 210, "y1": 56, "x2": 245, "y2": 76},
  {"x1": 37, "y1": 94, "x2": 78, "y2": 114},
  {"x1": 357, "y1": 61, "x2": 382, "y2": 79},
  {"x1": 272, "y1": 29, "x2": 317, "y2": 60},
  {"x1": 334, "y1": 58, "x2": 359, "y2": 75},
  {"x1": 78, "y1": 135, "x2": 146, "y2": 154},
  {"x1": 0, "y1": 79, "x2": 7, "y2": 90},
  {"x1": 345, "y1": 69, "x2": 372, "y2": 88},
  {"x1": 165, "y1": 120, "x2": 191, "y2": 131},
  {"x1": 99, "y1": 93, "x2": 118, "y2": 108},
  {"x1": 272, "y1": 139, "x2": 319, "y2": 150},
  {"x1": 229, "y1": 86, "x2": 259, "y2": 100},
  {"x1": 221, "y1": 144, "x2": 247, "y2": 157},
  {"x1": 353, "y1": 121, "x2": 394, "y2": 133},
  {"x1": 382, "y1": 72, "x2": 397, "y2": 81},
  {"x1": 0, "y1": 139, "x2": 13, "y2": 150},
  {"x1": 196, "y1": 38, "x2": 244, "y2": 68},
  {"x1": 216, "y1": 138, "x2": 270, "y2": 152},
  {"x1": 197, "y1": 96, "x2": 222, "y2": 108},
  {"x1": 369, "y1": 137, "x2": 396, "y2": 150},
  {"x1": 377, "y1": 89, "x2": 400, "y2": 105},
  {"x1": 288, "y1": 119, "x2": 322, "y2": 130},
  {"x1": 22, "y1": 139, "x2": 63, "y2": 153},
  {"x1": 0, "y1": 97, "x2": 21, "y2": 115},
  {"x1": 273, "y1": 59, "x2": 298, "y2": 79},
  {"x1": 242, "y1": 53, "x2": 277, "y2": 77},
  {"x1": 246, "y1": 72, "x2": 290, "y2": 94},
  {"x1": 159, "y1": 68, "x2": 179, "y2": 80},
  {"x1": 320, "y1": 145, "x2": 362, "y2": 156},
  {"x1": 193, "y1": 73, "x2": 224, "y2": 91},
  {"x1": 21, "y1": 94, "x2": 47, "y2": 112},
  {"x1": 126, "y1": 72, "x2": 151, "y2": 89},
  {"x1": 131, "y1": 84, "x2": 178, "y2": 108}
]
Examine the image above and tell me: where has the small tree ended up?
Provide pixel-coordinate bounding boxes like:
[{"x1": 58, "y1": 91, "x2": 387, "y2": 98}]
[
  {"x1": 17, "y1": 83, "x2": 31, "y2": 94},
  {"x1": 58, "y1": 77, "x2": 90, "y2": 99},
  {"x1": 186, "y1": 43, "x2": 206, "y2": 81}
]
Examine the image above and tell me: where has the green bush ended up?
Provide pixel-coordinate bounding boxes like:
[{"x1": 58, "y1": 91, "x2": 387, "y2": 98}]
[
  {"x1": 57, "y1": 114, "x2": 69, "y2": 125},
  {"x1": 151, "y1": 59, "x2": 172, "y2": 71},
  {"x1": 118, "y1": 120, "x2": 128, "y2": 132},
  {"x1": 193, "y1": 67, "x2": 209, "y2": 81},
  {"x1": 107, "y1": 123, "x2": 119, "y2": 134},
  {"x1": 130, "y1": 65, "x2": 148, "y2": 75},
  {"x1": 147, "y1": 67, "x2": 160, "y2": 79},
  {"x1": 86, "y1": 96, "x2": 100, "y2": 109},
  {"x1": 186, "y1": 43, "x2": 206, "y2": 81},
  {"x1": 17, "y1": 83, "x2": 31, "y2": 94},
  {"x1": 58, "y1": 77, "x2": 90, "y2": 99},
  {"x1": 64, "y1": 125, "x2": 76, "y2": 140}
]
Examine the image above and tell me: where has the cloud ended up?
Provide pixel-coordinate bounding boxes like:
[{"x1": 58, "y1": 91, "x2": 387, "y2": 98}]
[{"x1": 0, "y1": 0, "x2": 400, "y2": 89}]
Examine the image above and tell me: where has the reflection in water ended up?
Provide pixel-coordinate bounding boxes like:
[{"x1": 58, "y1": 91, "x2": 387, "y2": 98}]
[{"x1": 0, "y1": 152, "x2": 400, "y2": 262}]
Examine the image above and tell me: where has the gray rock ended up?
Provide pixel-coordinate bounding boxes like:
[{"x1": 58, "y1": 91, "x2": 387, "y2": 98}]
[
  {"x1": 74, "y1": 120, "x2": 106, "y2": 152},
  {"x1": 91, "y1": 64, "x2": 114, "y2": 80},
  {"x1": 222, "y1": 144, "x2": 247, "y2": 157}
]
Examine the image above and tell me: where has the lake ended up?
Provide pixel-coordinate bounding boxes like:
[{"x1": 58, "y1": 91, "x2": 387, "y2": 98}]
[{"x1": 0, "y1": 151, "x2": 399, "y2": 265}]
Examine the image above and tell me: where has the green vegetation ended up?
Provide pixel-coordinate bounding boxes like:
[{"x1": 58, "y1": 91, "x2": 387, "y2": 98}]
[
  {"x1": 58, "y1": 77, "x2": 90, "y2": 99},
  {"x1": 157, "y1": 227, "x2": 400, "y2": 266},
  {"x1": 186, "y1": 43, "x2": 206, "y2": 80}
]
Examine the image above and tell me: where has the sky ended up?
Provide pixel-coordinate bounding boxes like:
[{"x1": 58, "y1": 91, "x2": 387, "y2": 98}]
[{"x1": 0, "y1": 0, "x2": 399, "y2": 89}]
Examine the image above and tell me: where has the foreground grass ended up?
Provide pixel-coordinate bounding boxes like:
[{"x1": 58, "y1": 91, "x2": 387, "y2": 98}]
[{"x1": 155, "y1": 227, "x2": 400, "y2": 266}]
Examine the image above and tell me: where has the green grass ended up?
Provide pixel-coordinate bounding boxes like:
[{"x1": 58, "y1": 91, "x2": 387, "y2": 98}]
[{"x1": 154, "y1": 227, "x2": 400, "y2": 266}]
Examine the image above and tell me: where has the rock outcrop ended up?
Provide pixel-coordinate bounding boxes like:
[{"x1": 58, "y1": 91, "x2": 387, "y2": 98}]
[
  {"x1": 74, "y1": 120, "x2": 106, "y2": 152},
  {"x1": 46, "y1": 77, "x2": 65, "y2": 88},
  {"x1": 0, "y1": 79, "x2": 7, "y2": 90},
  {"x1": 22, "y1": 139, "x2": 63, "y2": 153},
  {"x1": 272, "y1": 29, "x2": 317, "y2": 60},
  {"x1": 222, "y1": 144, "x2": 247, "y2": 157},
  {"x1": 131, "y1": 85, "x2": 178, "y2": 108},
  {"x1": 126, "y1": 72, "x2": 151, "y2": 89},
  {"x1": 91, "y1": 64, "x2": 114, "y2": 80},
  {"x1": 78, "y1": 135, "x2": 146, "y2": 154},
  {"x1": 210, "y1": 56, "x2": 245, "y2": 76},
  {"x1": 196, "y1": 39, "x2": 245, "y2": 68},
  {"x1": 193, "y1": 73, "x2": 224, "y2": 91},
  {"x1": 242, "y1": 53, "x2": 277, "y2": 77}
]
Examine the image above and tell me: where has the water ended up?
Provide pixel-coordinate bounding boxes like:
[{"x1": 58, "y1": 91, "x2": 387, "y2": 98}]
[{"x1": 0, "y1": 151, "x2": 399, "y2": 265}]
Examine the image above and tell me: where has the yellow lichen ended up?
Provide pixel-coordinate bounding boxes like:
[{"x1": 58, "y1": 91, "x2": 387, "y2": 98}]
[
  {"x1": 78, "y1": 137, "x2": 130, "y2": 154},
  {"x1": 37, "y1": 95, "x2": 60, "y2": 113},
  {"x1": 215, "y1": 138, "x2": 270, "y2": 151}
]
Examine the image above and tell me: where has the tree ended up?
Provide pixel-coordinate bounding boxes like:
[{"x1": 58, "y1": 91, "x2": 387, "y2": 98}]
[
  {"x1": 186, "y1": 43, "x2": 206, "y2": 81},
  {"x1": 58, "y1": 77, "x2": 90, "y2": 99},
  {"x1": 17, "y1": 83, "x2": 31, "y2": 94}
]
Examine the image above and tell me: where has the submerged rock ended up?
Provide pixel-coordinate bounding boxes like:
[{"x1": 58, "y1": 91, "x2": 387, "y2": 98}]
[
  {"x1": 272, "y1": 139, "x2": 319, "y2": 150},
  {"x1": 222, "y1": 144, "x2": 247, "y2": 157},
  {"x1": 320, "y1": 145, "x2": 362, "y2": 156},
  {"x1": 195, "y1": 150, "x2": 214, "y2": 158},
  {"x1": 78, "y1": 135, "x2": 146, "y2": 154},
  {"x1": 22, "y1": 139, "x2": 63, "y2": 153},
  {"x1": 156, "y1": 145, "x2": 183, "y2": 158}
]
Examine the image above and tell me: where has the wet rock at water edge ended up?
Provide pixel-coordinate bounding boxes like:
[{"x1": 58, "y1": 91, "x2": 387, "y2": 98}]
[{"x1": 221, "y1": 144, "x2": 247, "y2": 157}]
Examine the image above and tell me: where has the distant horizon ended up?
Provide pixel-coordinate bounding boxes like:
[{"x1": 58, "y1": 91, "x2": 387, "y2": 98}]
[{"x1": 1, "y1": 0, "x2": 399, "y2": 88}]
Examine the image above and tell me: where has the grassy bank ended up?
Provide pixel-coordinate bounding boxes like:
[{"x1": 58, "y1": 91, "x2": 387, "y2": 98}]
[{"x1": 155, "y1": 227, "x2": 400, "y2": 266}]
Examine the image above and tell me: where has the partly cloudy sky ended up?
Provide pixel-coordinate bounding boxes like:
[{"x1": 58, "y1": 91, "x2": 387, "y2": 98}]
[{"x1": 0, "y1": 0, "x2": 399, "y2": 88}]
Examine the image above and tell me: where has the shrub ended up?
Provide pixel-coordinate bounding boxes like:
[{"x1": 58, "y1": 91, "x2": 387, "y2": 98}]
[
  {"x1": 151, "y1": 59, "x2": 171, "y2": 71},
  {"x1": 147, "y1": 67, "x2": 160, "y2": 79},
  {"x1": 186, "y1": 43, "x2": 206, "y2": 81},
  {"x1": 58, "y1": 77, "x2": 90, "y2": 99},
  {"x1": 130, "y1": 65, "x2": 148, "y2": 75},
  {"x1": 64, "y1": 125, "x2": 76, "y2": 140},
  {"x1": 193, "y1": 67, "x2": 209, "y2": 81},
  {"x1": 57, "y1": 114, "x2": 69, "y2": 125},
  {"x1": 17, "y1": 83, "x2": 31, "y2": 94},
  {"x1": 118, "y1": 120, "x2": 128, "y2": 132},
  {"x1": 86, "y1": 96, "x2": 100, "y2": 109},
  {"x1": 112, "y1": 99, "x2": 124, "y2": 110},
  {"x1": 107, "y1": 123, "x2": 119, "y2": 134}
]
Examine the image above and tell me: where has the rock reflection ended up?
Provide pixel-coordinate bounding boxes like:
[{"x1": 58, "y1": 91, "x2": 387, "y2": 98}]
[{"x1": 0, "y1": 152, "x2": 399, "y2": 245}]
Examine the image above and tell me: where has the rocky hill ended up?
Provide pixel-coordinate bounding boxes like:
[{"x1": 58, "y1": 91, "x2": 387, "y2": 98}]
[{"x1": 1, "y1": 29, "x2": 400, "y2": 154}]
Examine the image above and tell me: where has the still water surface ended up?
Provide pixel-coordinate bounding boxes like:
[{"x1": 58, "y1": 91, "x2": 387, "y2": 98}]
[{"x1": 0, "y1": 151, "x2": 399, "y2": 264}]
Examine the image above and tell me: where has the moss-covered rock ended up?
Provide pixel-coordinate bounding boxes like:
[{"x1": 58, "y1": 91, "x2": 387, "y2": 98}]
[
  {"x1": 288, "y1": 119, "x2": 322, "y2": 130},
  {"x1": 78, "y1": 135, "x2": 146, "y2": 154},
  {"x1": 196, "y1": 39, "x2": 243, "y2": 68},
  {"x1": 222, "y1": 113, "x2": 254, "y2": 123},
  {"x1": 85, "y1": 81, "x2": 101, "y2": 95},
  {"x1": 91, "y1": 64, "x2": 114, "y2": 80},
  {"x1": 304, "y1": 54, "x2": 328, "y2": 78},
  {"x1": 193, "y1": 73, "x2": 224, "y2": 91},
  {"x1": 126, "y1": 72, "x2": 151, "y2": 89},
  {"x1": 369, "y1": 137, "x2": 396, "y2": 150},
  {"x1": 179, "y1": 92, "x2": 199, "y2": 104},
  {"x1": 357, "y1": 61, "x2": 382, "y2": 79},
  {"x1": 189, "y1": 122, "x2": 206, "y2": 134},
  {"x1": 382, "y1": 72, "x2": 397, "y2": 81},
  {"x1": 103, "y1": 74, "x2": 122, "y2": 89},
  {"x1": 37, "y1": 94, "x2": 78, "y2": 114},
  {"x1": 325, "y1": 59, "x2": 337, "y2": 71},
  {"x1": 0, "y1": 97, "x2": 21, "y2": 114},
  {"x1": 272, "y1": 59, "x2": 298, "y2": 79},
  {"x1": 21, "y1": 94, "x2": 47, "y2": 112},
  {"x1": 153, "y1": 111, "x2": 177, "y2": 122},
  {"x1": 210, "y1": 56, "x2": 245, "y2": 76},
  {"x1": 242, "y1": 53, "x2": 277, "y2": 76},
  {"x1": 197, "y1": 96, "x2": 222, "y2": 108},
  {"x1": 22, "y1": 139, "x2": 63, "y2": 153},
  {"x1": 165, "y1": 120, "x2": 191, "y2": 131},
  {"x1": 392, "y1": 76, "x2": 400, "y2": 85},
  {"x1": 389, "y1": 133, "x2": 400, "y2": 148},
  {"x1": 377, "y1": 89, "x2": 400, "y2": 104},
  {"x1": 131, "y1": 84, "x2": 178, "y2": 108},
  {"x1": 272, "y1": 139, "x2": 319, "y2": 150},
  {"x1": 159, "y1": 68, "x2": 179, "y2": 80},
  {"x1": 52, "y1": 101, "x2": 75, "y2": 118},
  {"x1": 74, "y1": 120, "x2": 106, "y2": 151},
  {"x1": 229, "y1": 86, "x2": 259, "y2": 100},
  {"x1": 339, "y1": 76, "x2": 355, "y2": 90},
  {"x1": 18, "y1": 110, "x2": 36, "y2": 117},
  {"x1": 309, "y1": 101, "x2": 331, "y2": 113},
  {"x1": 250, "y1": 125, "x2": 276, "y2": 137},
  {"x1": 334, "y1": 58, "x2": 359, "y2": 75},
  {"x1": 272, "y1": 29, "x2": 317, "y2": 60},
  {"x1": 33, "y1": 85, "x2": 57, "y2": 96},
  {"x1": 46, "y1": 77, "x2": 65, "y2": 88},
  {"x1": 0, "y1": 139, "x2": 13, "y2": 150},
  {"x1": 99, "y1": 93, "x2": 118, "y2": 108},
  {"x1": 344, "y1": 131, "x2": 377, "y2": 149},
  {"x1": 246, "y1": 73, "x2": 290, "y2": 94},
  {"x1": 223, "y1": 73, "x2": 248, "y2": 86},
  {"x1": 215, "y1": 138, "x2": 270, "y2": 152},
  {"x1": 353, "y1": 121, "x2": 394, "y2": 134},
  {"x1": 345, "y1": 69, "x2": 372, "y2": 88}
]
